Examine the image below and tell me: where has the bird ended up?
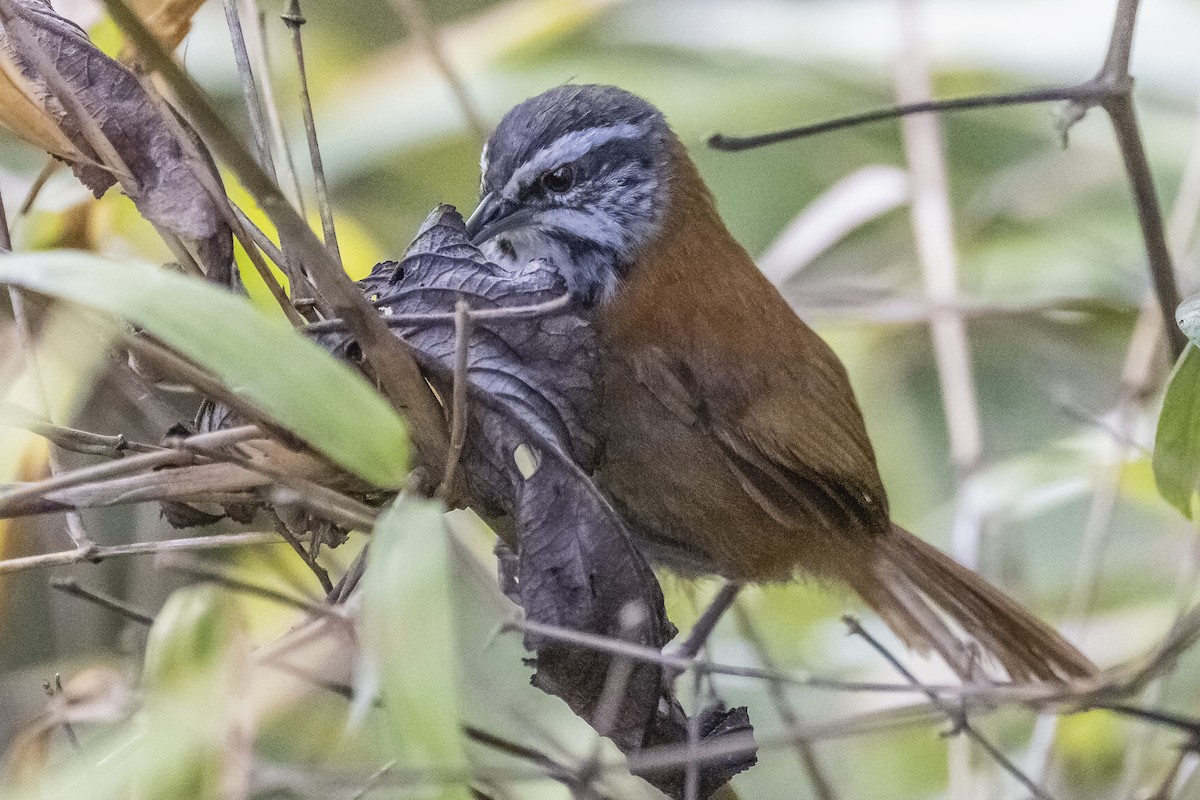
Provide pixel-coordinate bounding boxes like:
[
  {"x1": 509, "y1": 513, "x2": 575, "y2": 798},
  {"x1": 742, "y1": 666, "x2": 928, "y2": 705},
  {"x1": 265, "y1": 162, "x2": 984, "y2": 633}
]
[{"x1": 464, "y1": 83, "x2": 1095, "y2": 682}]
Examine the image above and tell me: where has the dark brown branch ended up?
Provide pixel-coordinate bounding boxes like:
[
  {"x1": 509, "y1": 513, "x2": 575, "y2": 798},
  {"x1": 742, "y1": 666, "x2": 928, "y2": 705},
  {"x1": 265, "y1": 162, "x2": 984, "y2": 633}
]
[
  {"x1": 160, "y1": 553, "x2": 348, "y2": 624},
  {"x1": 844, "y1": 616, "x2": 1055, "y2": 800},
  {"x1": 708, "y1": 86, "x2": 1083, "y2": 151},
  {"x1": 265, "y1": 507, "x2": 333, "y2": 594},
  {"x1": 1, "y1": 402, "x2": 161, "y2": 457},
  {"x1": 709, "y1": 0, "x2": 1184, "y2": 357},
  {"x1": 437, "y1": 299, "x2": 471, "y2": 499},
  {"x1": 1102, "y1": 89, "x2": 1184, "y2": 354},
  {"x1": 671, "y1": 581, "x2": 742, "y2": 663},
  {"x1": 50, "y1": 577, "x2": 154, "y2": 625}
]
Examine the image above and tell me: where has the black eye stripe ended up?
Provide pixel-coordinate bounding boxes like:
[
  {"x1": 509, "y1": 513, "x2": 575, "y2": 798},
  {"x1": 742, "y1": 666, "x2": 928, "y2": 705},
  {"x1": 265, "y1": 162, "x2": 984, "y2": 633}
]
[{"x1": 516, "y1": 137, "x2": 650, "y2": 198}]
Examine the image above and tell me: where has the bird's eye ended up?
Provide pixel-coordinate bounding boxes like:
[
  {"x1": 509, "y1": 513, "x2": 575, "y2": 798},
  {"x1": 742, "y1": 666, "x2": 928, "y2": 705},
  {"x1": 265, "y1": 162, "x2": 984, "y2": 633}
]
[{"x1": 540, "y1": 164, "x2": 576, "y2": 193}]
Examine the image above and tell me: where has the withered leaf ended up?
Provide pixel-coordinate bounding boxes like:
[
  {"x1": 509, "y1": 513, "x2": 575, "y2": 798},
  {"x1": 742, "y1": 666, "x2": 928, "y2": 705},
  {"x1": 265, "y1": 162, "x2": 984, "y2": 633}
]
[
  {"x1": 329, "y1": 207, "x2": 756, "y2": 796},
  {"x1": 0, "y1": 0, "x2": 231, "y2": 280}
]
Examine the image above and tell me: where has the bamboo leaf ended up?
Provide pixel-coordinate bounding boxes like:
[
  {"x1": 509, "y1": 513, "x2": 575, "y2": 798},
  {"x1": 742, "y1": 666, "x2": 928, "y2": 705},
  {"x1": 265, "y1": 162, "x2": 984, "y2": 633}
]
[
  {"x1": 359, "y1": 497, "x2": 469, "y2": 795},
  {"x1": 0, "y1": 250, "x2": 409, "y2": 488},
  {"x1": 1154, "y1": 344, "x2": 1200, "y2": 518}
]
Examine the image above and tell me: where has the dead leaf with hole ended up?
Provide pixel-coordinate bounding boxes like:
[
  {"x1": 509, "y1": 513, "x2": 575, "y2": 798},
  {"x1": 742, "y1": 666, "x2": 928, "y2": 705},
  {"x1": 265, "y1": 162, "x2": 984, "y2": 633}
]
[{"x1": 325, "y1": 206, "x2": 757, "y2": 798}]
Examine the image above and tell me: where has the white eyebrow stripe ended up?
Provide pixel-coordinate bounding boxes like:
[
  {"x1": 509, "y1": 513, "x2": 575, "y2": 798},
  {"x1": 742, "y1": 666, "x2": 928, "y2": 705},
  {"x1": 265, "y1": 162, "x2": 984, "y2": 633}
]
[{"x1": 502, "y1": 122, "x2": 648, "y2": 198}]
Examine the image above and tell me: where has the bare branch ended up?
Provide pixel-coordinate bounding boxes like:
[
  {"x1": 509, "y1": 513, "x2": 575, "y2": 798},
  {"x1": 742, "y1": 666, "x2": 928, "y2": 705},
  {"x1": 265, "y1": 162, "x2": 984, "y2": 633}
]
[
  {"x1": 50, "y1": 577, "x2": 154, "y2": 625},
  {"x1": 844, "y1": 616, "x2": 1055, "y2": 800},
  {"x1": 281, "y1": 0, "x2": 341, "y2": 266},
  {"x1": 0, "y1": 531, "x2": 285, "y2": 575},
  {"x1": 708, "y1": 86, "x2": 1081, "y2": 151},
  {"x1": 159, "y1": 553, "x2": 349, "y2": 625},
  {"x1": 670, "y1": 581, "x2": 742, "y2": 664},
  {"x1": 386, "y1": 0, "x2": 486, "y2": 141},
  {"x1": 437, "y1": 298, "x2": 471, "y2": 500}
]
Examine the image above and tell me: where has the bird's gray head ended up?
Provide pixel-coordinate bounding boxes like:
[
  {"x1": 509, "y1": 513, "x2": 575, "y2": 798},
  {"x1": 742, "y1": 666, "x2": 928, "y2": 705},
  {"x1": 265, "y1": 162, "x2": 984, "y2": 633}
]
[{"x1": 465, "y1": 84, "x2": 674, "y2": 305}]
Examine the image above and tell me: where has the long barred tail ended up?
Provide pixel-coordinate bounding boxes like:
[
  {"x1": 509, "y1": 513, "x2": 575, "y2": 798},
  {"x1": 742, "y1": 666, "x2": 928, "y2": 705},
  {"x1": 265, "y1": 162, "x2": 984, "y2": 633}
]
[{"x1": 855, "y1": 524, "x2": 1096, "y2": 682}]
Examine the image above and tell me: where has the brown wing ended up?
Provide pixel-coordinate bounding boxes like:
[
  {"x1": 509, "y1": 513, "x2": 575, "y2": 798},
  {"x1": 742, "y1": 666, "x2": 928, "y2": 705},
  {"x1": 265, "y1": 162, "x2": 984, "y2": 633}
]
[{"x1": 630, "y1": 337, "x2": 890, "y2": 540}]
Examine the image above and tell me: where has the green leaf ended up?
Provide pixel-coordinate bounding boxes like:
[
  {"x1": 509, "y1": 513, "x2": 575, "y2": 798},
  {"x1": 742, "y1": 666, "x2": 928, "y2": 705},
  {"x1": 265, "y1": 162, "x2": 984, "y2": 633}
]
[
  {"x1": 8, "y1": 587, "x2": 249, "y2": 800},
  {"x1": 1154, "y1": 344, "x2": 1200, "y2": 518},
  {"x1": 143, "y1": 584, "x2": 241, "y2": 691},
  {"x1": 360, "y1": 497, "x2": 469, "y2": 794},
  {"x1": 0, "y1": 250, "x2": 408, "y2": 488}
]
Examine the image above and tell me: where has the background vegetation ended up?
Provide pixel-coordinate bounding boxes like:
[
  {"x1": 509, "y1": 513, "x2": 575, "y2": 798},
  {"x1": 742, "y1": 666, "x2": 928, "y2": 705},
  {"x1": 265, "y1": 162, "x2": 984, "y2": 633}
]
[{"x1": 2, "y1": 0, "x2": 1200, "y2": 798}]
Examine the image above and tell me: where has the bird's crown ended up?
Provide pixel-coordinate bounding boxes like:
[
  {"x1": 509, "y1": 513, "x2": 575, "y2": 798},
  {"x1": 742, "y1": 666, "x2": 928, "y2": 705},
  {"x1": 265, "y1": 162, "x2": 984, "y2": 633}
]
[
  {"x1": 467, "y1": 85, "x2": 676, "y2": 304},
  {"x1": 479, "y1": 84, "x2": 668, "y2": 196}
]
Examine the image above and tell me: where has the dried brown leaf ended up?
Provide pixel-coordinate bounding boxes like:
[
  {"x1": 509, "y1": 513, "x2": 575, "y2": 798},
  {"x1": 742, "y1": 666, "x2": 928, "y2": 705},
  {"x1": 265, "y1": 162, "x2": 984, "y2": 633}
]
[
  {"x1": 0, "y1": 0, "x2": 232, "y2": 278},
  {"x1": 127, "y1": 0, "x2": 205, "y2": 50}
]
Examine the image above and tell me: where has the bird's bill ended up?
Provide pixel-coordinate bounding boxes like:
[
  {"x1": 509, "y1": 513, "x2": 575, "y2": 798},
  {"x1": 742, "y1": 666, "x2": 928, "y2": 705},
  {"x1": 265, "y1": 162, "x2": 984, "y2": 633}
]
[{"x1": 464, "y1": 192, "x2": 536, "y2": 246}]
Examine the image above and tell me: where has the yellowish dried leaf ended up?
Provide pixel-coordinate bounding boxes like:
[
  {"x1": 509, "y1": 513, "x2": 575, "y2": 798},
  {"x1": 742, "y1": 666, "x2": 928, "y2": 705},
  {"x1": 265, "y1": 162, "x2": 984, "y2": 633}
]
[
  {"x1": 127, "y1": 0, "x2": 206, "y2": 50},
  {"x1": 0, "y1": 52, "x2": 76, "y2": 158}
]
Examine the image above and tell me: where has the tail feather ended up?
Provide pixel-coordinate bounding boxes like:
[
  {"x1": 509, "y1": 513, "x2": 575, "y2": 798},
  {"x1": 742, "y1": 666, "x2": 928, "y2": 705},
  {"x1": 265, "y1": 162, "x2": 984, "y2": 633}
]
[{"x1": 856, "y1": 524, "x2": 1096, "y2": 682}]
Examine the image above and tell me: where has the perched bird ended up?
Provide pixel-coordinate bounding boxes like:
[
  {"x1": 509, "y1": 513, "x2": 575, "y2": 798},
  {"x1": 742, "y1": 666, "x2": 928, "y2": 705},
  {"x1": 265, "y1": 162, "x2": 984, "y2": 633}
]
[{"x1": 465, "y1": 84, "x2": 1094, "y2": 682}]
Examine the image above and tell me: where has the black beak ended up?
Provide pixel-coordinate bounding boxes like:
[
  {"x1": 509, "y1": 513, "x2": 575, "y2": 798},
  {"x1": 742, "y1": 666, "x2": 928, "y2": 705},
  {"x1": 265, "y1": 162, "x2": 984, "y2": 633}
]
[{"x1": 464, "y1": 192, "x2": 535, "y2": 246}]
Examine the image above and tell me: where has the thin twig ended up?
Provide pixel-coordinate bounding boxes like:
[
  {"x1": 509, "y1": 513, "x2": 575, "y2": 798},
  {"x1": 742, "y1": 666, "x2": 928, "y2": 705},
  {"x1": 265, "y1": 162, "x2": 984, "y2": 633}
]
[
  {"x1": 0, "y1": 424, "x2": 257, "y2": 515},
  {"x1": 243, "y1": 1, "x2": 305, "y2": 214},
  {"x1": 348, "y1": 759, "x2": 397, "y2": 800},
  {"x1": 437, "y1": 299, "x2": 471, "y2": 500},
  {"x1": 17, "y1": 156, "x2": 59, "y2": 216},
  {"x1": 265, "y1": 507, "x2": 333, "y2": 594},
  {"x1": 708, "y1": 86, "x2": 1083, "y2": 150},
  {"x1": 159, "y1": 553, "x2": 349, "y2": 625},
  {"x1": 281, "y1": 0, "x2": 341, "y2": 265},
  {"x1": 327, "y1": 542, "x2": 369, "y2": 604},
  {"x1": 50, "y1": 577, "x2": 155, "y2": 625},
  {"x1": 0, "y1": 402, "x2": 161, "y2": 457},
  {"x1": 302, "y1": 291, "x2": 573, "y2": 335},
  {"x1": 671, "y1": 581, "x2": 742, "y2": 663},
  {"x1": 1103, "y1": 88, "x2": 1185, "y2": 355},
  {"x1": 221, "y1": 0, "x2": 276, "y2": 173},
  {"x1": 386, "y1": 0, "x2": 486, "y2": 141},
  {"x1": 844, "y1": 616, "x2": 1056, "y2": 800},
  {"x1": 0, "y1": 531, "x2": 285, "y2": 575},
  {"x1": 505, "y1": 617, "x2": 1095, "y2": 703},
  {"x1": 225, "y1": 1, "x2": 316, "y2": 307},
  {"x1": 732, "y1": 603, "x2": 840, "y2": 800}
]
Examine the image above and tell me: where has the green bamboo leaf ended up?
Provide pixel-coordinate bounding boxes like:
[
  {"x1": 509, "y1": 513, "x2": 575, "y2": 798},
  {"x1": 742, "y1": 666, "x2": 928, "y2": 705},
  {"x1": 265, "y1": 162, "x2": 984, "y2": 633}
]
[
  {"x1": 0, "y1": 250, "x2": 408, "y2": 488},
  {"x1": 359, "y1": 497, "x2": 469, "y2": 796},
  {"x1": 1154, "y1": 344, "x2": 1200, "y2": 518},
  {"x1": 143, "y1": 584, "x2": 241, "y2": 692}
]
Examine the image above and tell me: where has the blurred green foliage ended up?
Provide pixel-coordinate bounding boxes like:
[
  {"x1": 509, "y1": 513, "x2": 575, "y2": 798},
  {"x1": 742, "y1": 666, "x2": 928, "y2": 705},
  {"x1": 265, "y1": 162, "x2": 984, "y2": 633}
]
[{"x1": 2, "y1": 0, "x2": 1200, "y2": 798}]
